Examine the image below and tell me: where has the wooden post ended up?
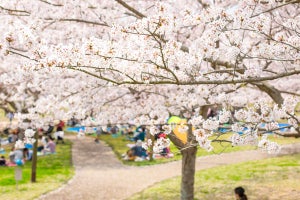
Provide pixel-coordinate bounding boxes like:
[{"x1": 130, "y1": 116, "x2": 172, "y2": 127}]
[{"x1": 31, "y1": 131, "x2": 38, "y2": 182}]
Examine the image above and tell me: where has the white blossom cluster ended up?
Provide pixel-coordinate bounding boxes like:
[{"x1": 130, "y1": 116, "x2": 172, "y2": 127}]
[
  {"x1": 234, "y1": 110, "x2": 247, "y2": 121},
  {"x1": 24, "y1": 128, "x2": 35, "y2": 138},
  {"x1": 258, "y1": 135, "x2": 281, "y2": 154},
  {"x1": 15, "y1": 128, "x2": 36, "y2": 149},
  {"x1": 264, "y1": 122, "x2": 279, "y2": 131},
  {"x1": 15, "y1": 140, "x2": 25, "y2": 149},
  {"x1": 188, "y1": 116, "x2": 204, "y2": 126},
  {"x1": 288, "y1": 118, "x2": 299, "y2": 129},
  {"x1": 283, "y1": 96, "x2": 298, "y2": 114},
  {"x1": 153, "y1": 137, "x2": 171, "y2": 154},
  {"x1": 231, "y1": 129, "x2": 258, "y2": 146},
  {"x1": 142, "y1": 139, "x2": 153, "y2": 150},
  {"x1": 193, "y1": 128, "x2": 213, "y2": 151},
  {"x1": 231, "y1": 123, "x2": 244, "y2": 133},
  {"x1": 149, "y1": 126, "x2": 160, "y2": 136},
  {"x1": 197, "y1": 138, "x2": 213, "y2": 152},
  {"x1": 162, "y1": 125, "x2": 172, "y2": 134},
  {"x1": 193, "y1": 129, "x2": 210, "y2": 140},
  {"x1": 203, "y1": 119, "x2": 219, "y2": 131},
  {"x1": 218, "y1": 109, "x2": 232, "y2": 124}
]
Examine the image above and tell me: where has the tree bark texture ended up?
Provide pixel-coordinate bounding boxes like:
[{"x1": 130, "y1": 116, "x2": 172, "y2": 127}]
[
  {"x1": 181, "y1": 124, "x2": 197, "y2": 200},
  {"x1": 181, "y1": 145, "x2": 197, "y2": 200}
]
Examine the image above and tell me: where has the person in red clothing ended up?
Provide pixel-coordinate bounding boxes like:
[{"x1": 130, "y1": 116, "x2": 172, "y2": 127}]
[
  {"x1": 57, "y1": 120, "x2": 65, "y2": 131},
  {"x1": 55, "y1": 120, "x2": 65, "y2": 144}
]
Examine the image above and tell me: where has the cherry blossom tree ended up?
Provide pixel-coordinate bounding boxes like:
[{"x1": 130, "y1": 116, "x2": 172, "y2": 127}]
[{"x1": 1, "y1": 0, "x2": 300, "y2": 199}]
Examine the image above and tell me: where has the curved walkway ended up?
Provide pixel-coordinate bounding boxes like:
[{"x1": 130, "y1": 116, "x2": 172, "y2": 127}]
[{"x1": 38, "y1": 135, "x2": 300, "y2": 200}]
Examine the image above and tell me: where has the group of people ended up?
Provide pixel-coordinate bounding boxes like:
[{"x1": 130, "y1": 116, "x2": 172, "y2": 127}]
[
  {"x1": 0, "y1": 120, "x2": 66, "y2": 167},
  {"x1": 37, "y1": 135, "x2": 56, "y2": 155},
  {"x1": 123, "y1": 126, "x2": 174, "y2": 162},
  {"x1": 3, "y1": 127, "x2": 22, "y2": 144},
  {"x1": 0, "y1": 146, "x2": 33, "y2": 167},
  {"x1": 36, "y1": 120, "x2": 66, "y2": 154},
  {"x1": 123, "y1": 140, "x2": 149, "y2": 161},
  {"x1": 123, "y1": 127, "x2": 148, "y2": 161}
]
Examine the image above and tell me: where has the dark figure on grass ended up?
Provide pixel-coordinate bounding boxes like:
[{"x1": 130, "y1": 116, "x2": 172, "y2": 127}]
[{"x1": 234, "y1": 186, "x2": 248, "y2": 200}]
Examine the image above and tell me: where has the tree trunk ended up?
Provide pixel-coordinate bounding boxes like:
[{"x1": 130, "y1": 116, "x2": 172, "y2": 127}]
[
  {"x1": 180, "y1": 124, "x2": 197, "y2": 200},
  {"x1": 181, "y1": 145, "x2": 197, "y2": 200},
  {"x1": 149, "y1": 133, "x2": 155, "y2": 161},
  {"x1": 31, "y1": 131, "x2": 38, "y2": 182}
]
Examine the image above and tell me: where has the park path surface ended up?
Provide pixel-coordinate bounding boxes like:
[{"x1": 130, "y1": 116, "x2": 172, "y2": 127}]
[{"x1": 38, "y1": 135, "x2": 300, "y2": 200}]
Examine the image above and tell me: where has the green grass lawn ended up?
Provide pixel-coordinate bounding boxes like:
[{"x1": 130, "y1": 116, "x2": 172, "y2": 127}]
[
  {"x1": 129, "y1": 153, "x2": 300, "y2": 200},
  {"x1": 0, "y1": 140, "x2": 74, "y2": 200},
  {"x1": 99, "y1": 133, "x2": 299, "y2": 166}
]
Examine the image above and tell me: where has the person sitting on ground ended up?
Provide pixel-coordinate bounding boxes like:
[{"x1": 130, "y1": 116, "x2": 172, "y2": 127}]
[
  {"x1": 45, "y1": 123, "x2": 54, "y2": 136},
  {"x1": 43, "y1": 137, "x2": 56, "y2": 154},
  {"x1": 23, "y1": 148, "x2": 33, "y2": 161},
  {"x1": 155, "y1": 132, "x2": 174, "y2": 159},
  {"x1": 123, "y1": 140, "x2": 148, "y2": 161},
  {"x1": 133, "y1": 127, "x2": 146, "y2": 142},
  {"x1": 0, "y1": 156, "x2": 6, "y2": 166},
  {"x1": 37, "y1": 135, "x2": 47, "y2": 152},
  {"x1": 95, "y1": 126, "x2": 103, "y2": 143},
  {"x1": 9, "y1": 147, "x2": 15, "y2": 163},
  {"x1": 14, "y1": 147, "x2": 24, "y2": 164},
  {"x1": 234, "y1": 186, "x2": 248, "y2": 200},
  {"x1": 131, "y1": 140, "x2": 148, "y2": 160},
  {"x1": 54, "y1": 124, "x2": 65, "y2": 144},
  {"x1": 123, "y1": 149, "x2": 136, "y2": 161},
  {"x1": 38, "y1": 128, "x2": 44, "y2": 136},
  {"x1": 7, "y1": 129, "x2": 13, "y2": 143}
]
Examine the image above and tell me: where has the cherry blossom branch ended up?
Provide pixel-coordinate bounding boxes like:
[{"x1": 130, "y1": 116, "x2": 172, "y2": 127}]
[
  {"x1": 142, "y1": 71, "x2": 175, "y2": 81},
  {"x1": 44, "y1": 18, "x2": 109, "y2": 27},
  {"x1": 96, "y1": 54, "x2": 139, "y2": 63},
  {"x1": 103, "y1": 93, "x2": 130, "y2": 106},
  {"x1": 0, "y1": 6, "x2": 30, "y2": 16},
  {"x1": 279, "y1": 90, "x2": 300, "y2": 97},
  {"x1": 116, "y1": 69, "x2": 300, "y2": 85},
  {"x1": 227, "y1": 28, "x2": 300, "y2": 52},
  {"x1": 66, "y1": 66, "x2": 119, "y2": 85},
  {"x1": 251, "y1": 0, "x2": 300, "y2": 18},
  {"x1": 77, "y1": 65, "x2": 139, "y2": 83},
  {"x1": 115, "y1": 0, "x2": 146, "y2": 19},
  {"x1": 38, "y1": 0, "x2": 63, "y2": 6},
  {"x1": 203, "y1": 68, "x2": 245, "y2": 75},
  {"x1": 8, "y1": 50, "x2": 35, "y2": 61},
  {"x1": 147, "y1": 31, "x2": 179, "y2": 83},
  {"x1": 196, "y1": 0, "x2": 210, "y2": 8}
]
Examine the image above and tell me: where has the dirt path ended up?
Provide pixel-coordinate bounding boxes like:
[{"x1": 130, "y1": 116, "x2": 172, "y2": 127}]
[{"x1": 38, "y1": 135, "x2": 300, "y2": 200}]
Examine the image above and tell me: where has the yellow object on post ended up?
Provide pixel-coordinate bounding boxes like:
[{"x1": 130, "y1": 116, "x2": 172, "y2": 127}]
[{"x1": 167, "y1": 116, "x2": 187, "y2": 144}]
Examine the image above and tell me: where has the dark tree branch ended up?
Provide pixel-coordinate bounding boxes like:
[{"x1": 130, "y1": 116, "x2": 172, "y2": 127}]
[
  {"x1": 44, "y1": 18, "x2": 109, "y2": 27},
  {"x1": 115, "y1": 0, "x2": 146, "y2": 19}
]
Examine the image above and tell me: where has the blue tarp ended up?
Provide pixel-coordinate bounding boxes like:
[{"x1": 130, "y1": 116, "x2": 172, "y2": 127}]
[
  {"x1": 218, "y1": 123, "x2": 291, "y2": 134},
  {"x1": 66, "y1": 126, "x2": 97, "y2": 133},
  {"x1": 66, "y1": 126, "x2": 85, "y2": 132},
  {"x1": 260, "y1": 123, "x2": 290, "y2": 132}
]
